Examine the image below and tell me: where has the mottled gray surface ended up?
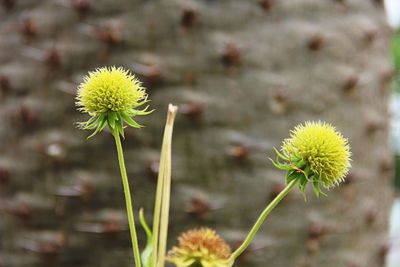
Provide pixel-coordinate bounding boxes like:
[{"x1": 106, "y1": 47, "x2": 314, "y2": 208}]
[{"x1": 0, "y1": 0, "x2": 395, "y2": 267}]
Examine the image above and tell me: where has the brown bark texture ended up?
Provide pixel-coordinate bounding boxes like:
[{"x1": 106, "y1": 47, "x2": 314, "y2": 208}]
[{"x1": 0, "y1": 0, "x2": 395, "y2": 267}]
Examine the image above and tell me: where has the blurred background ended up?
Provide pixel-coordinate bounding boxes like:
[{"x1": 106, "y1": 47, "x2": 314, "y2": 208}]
[{"x1": 0, "y1": 0, "x2": 399, "y2": 267}]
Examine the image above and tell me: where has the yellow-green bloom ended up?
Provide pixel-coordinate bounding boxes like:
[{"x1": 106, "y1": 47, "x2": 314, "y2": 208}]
[
  {"x1": 272, "y1": 121, "x2": 351, "y2": 197},
  {"x1": 167, "y1": 228, "x2": 232, "y2": 267},
  {"x1": 76, "y1": 66, "x2": 151, "y2": 137}
]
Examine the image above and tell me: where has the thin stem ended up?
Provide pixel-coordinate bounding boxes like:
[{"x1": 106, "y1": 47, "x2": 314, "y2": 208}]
[
  {"x1": 114, "y1": 130, "x2": 142, "y2": 267},
  {"x1": 157, "y1": 158, "x2": 171, "y2": 267},
  {"x1": 151, "y1": 160, "x2": 164, "y2": 266},
  {"x1": 230, "y1": 179, "x2": 298, "y2": 261},
  {"x1": 151, "y1": 123, "x2": 168, "y2": 266}
]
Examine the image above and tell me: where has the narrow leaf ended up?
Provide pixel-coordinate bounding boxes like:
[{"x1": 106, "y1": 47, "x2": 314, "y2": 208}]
[
  {"x1": 116, "y1": 113, "x2": 125, "y2": 139},
  {"x1": 273, "y1": 147, "x2": 289, "y2": 161},
  {"x1": 121, "y1": 113, "x2": 143, "y2": 128},
  {"x1": 313, "y1": 179, "x2": 320, "y2": 198},
  {"x1": 140, "y1": 209, "x2": 154, "y2": 267},
  {"x1": 87, "y1": 115, "x2": 107, "y2": 139},
  {"x1": 108, "y1": 112, "x2": 116, "y2": 129}
]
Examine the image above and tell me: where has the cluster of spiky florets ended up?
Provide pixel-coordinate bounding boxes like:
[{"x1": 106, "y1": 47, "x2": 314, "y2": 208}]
[
  {"x1": 76, "y1": 66, "x2": 151, "y2": 137},
  {"x1": 167, "y1": 228, "x2": 232, "y2": 267},
  {"x1": 272, "y1": 121, "x2": 351, "y2": 197}
]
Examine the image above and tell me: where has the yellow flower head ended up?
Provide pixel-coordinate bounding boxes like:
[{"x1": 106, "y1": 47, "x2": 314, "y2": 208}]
[
  {"x1": 76, "y1": 66, "x2": 151, "y2": 137},
  {"x1": 272, "y1": 121, "x2": 351, "y2": 197},
  {"x1": 167, "y1": 228, "x2": 232, "y2": 267}
]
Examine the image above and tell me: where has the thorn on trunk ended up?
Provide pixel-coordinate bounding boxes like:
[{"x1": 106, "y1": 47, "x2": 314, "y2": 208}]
[
  {"x1": 221, "y1": 43, "x2": 241, "y2": 67},
  {"x1": 181, "y1": 6, "x2": 198, "y2": 29},
  {"x1": 71, "y1": 0, "x2": 91, "y2": 21},
  {"x1": 20, "y1": 17, "x2": 38, "y2": 40},
  {"x1": 1, "y1": 0, "x2": 16, "y2": 11},
  {"x1": 259, "y1": 0, "x2": 273, "y2": 11},
  {"x1": 307, "y1": 34, "x2": 324, "y2": 51},
  {"x1": 342, "y1": 75, "x2": 359, "y2": 94},
  {"x1": 0, "y1": 75, "x2": 10, "y2": 100},
  {"x1": 185, "y1": 196, "x2": 210, "y2": 219}
]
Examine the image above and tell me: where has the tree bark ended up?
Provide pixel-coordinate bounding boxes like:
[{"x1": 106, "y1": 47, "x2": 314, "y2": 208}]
[{"x1": 0, "y1": 1, "x2": 394, "y2": 267}]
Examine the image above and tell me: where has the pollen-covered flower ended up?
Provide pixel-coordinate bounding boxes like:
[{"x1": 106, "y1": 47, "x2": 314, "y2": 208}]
[
  {"x1": 167, "y1": 228, "x2": 232, "y2": 267},
  {"x1": 76, "y1": 66, "x2": 151, "y2": 137},
  {"x1": 272, "y1": 121, "x2": 351, "y2": 197}
]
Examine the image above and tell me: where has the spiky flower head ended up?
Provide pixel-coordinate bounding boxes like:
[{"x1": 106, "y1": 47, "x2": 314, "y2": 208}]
[
  {"x1": 167, "y1": 228, "x2": 232, "y2": 267},
  {"x1": 76, "y1": 66, "x2": 152, "y2": 138},
  {"x1": 272, "y1": 121, "x2": 351, "y2": 197}
]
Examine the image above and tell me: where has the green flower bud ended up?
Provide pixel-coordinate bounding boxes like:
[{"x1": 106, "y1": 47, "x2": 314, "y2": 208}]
[
  {"x1": 76, "y1": 66, "x2": 152, "y2": 138},
  {"x1": 272, "y1": 121, "x2": 351, "y2": 197}
]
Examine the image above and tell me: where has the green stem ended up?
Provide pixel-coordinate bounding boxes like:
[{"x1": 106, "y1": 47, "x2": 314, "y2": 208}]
[
  {"x1": 230, "y1": 179, "x2": 298, "y2": 261},
  {"x1": 113, "y1": 130, "x2": 142, "y2": 267}
]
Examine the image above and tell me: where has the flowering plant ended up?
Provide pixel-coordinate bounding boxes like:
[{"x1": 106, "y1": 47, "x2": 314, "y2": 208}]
[{"x1": 76, "y1": 67, "x2": 351, "y2": 267}]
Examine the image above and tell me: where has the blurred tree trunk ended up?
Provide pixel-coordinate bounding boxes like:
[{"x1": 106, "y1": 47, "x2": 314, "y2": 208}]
[{"x1": 0, "y1": 1, "x2": 394, "y2": 267}]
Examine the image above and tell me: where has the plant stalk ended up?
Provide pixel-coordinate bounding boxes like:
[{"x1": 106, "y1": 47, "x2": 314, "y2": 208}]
[
  {"x1": 230, "y1": 179, "x2": 298, "y2": 261},
  {"x1": 114, "y1": 130, "x2": 142, "y2": 267},
  {"x1": 152, "y1": 104, "x2": 178, "y2": 267},
  {"x1": 156, "y1": 104, "x2": 177, "y2": 267}
]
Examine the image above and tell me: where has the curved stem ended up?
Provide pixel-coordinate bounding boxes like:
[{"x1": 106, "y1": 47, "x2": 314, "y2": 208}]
[
  {"x1": 230, "y1": 179, "x2": 298, "y2": 261},
  {"x1": 114, "y1": 130, "x2": 142, "y2": 267}
]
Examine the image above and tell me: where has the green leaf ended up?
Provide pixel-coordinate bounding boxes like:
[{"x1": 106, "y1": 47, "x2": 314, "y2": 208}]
[
  {"x1": 270, "y1": 159, "x2": 293, "y2": 171},
  {"x1": 131, "y1": 105, "x2": 154, "y2": 116},
  {"x1": 295, "y1": 160, "x2": 306, "y2": 169},
  {"x1": 286, "y1": 170, "x2": 304, "y2": 184},
  {"x1": 83, "y1": 115, "x2": 99, "y2": 129},
  {"x1": 132, "y1": 98, "x2": 151, "y2": 108},
  {"x1": 313, "y1": 175, "x2": 329, "y2": 197},
  {"x1": 298, "y1": 175, "x2": 309, "y2": 201},
  {"x1": 116, "y1": 113, "x2": 125, "y2": 139},
  {"x1": 87, "y1": 114, "x2": 107, "y2": 139},
  {"x1": 139, "y1": 209, "x2": 154, "y2": 267},
  {"x1": 312, "y1": 179, "x2": 320, "y2": 198},
  {"x1": 121, "y1": 112, "x2": 143, "y2": 128},
  {"x1": 79, "y1": 114, "x2": 102, "y2": 130},
  {"x1": 107, "y1": 112, "x2": 116, "y2": 129},
  {"x1": 273, "y1": 147, "x2": 289, "y2": 161}
]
